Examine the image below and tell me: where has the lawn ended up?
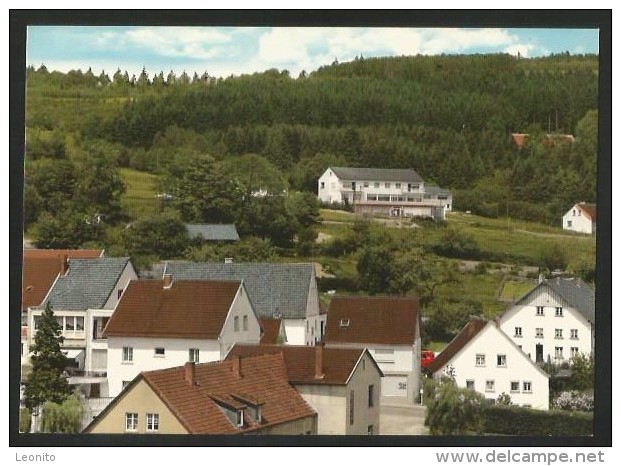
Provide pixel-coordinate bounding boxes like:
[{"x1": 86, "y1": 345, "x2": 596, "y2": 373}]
[
  {"x1": 500, "y1": 279, "x2": 538, "y2": 302},
  {"x1": 119, "y1": 168, "x2": 159, "y2": 219}
]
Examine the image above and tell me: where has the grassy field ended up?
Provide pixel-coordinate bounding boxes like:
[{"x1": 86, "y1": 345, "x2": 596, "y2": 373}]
[
  {"x1": 500, "y1": 279, "x2": 538, "y2": 302},
  {"x1": 119, "y1": 168, "x2": 159, "y2": 219}
]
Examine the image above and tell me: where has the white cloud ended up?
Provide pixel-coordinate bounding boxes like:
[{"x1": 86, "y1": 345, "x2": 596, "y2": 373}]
[{"x1": 504, "y1": 43, "x2": 536, "y2": 58}]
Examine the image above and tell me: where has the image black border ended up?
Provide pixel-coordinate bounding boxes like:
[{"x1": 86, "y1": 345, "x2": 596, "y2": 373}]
[{"x1": 9, "y1": 9, "x2": 612, "y2": 448}]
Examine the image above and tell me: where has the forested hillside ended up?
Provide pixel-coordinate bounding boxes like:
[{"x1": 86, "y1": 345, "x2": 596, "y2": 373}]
[{"x1": 24, "y1": 53, "x2": 598, "y2": 266}]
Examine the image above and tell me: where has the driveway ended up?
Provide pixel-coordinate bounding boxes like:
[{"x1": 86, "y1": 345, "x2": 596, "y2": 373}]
[{"x1": 380, "y1": 399, "x2": 429, "y2": 435}]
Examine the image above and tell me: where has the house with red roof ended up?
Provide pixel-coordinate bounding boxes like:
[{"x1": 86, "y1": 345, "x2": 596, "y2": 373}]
[
  {"x1": 226, "y1": 343, "x2": 382, "y2": 435},
  {"x1": 323, "y1": 296, "x2": 421, "y2": 403},
  {"x1": 427, "y1": 317, "x2": 549, "y2": 410},
  {"x1": 562, "y1": 202, "x2": 596, "y2": 235},
  {"x1": 104, "y1": 277, "x2": 261, "y2": 397},
  {"x1": 84, "y1": 353, "x2": 317, "y2": 435},
  {"x1": 259, "y1": 317, "x2": 287, "y2": 344}
]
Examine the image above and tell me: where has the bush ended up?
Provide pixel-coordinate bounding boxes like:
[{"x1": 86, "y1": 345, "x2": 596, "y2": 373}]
[
  {"x1": 553, "y1": 391, "x2": 594, "y2": 412},
  {"x1": 20, "y1": 407, "x2": 32, "y2": 433},
  {"x1": 425, "y1": 379, "x2": 485, "y2": 435},
  {"x1": 317, "y1": 276, "x2": 359, "y2": 293},
  {"x1": 40, "y1": 394, "x2": 84, "y2": 433},
  {"x1": 481, "y1": 404, "x2": 593, "y2": 436}
]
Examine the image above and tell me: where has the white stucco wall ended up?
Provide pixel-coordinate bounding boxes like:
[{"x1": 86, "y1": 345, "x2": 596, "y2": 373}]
[
  {"x1": 284, "y1": 319, "x2": 306, "y2": 346},
  {"x1": 296, "y1": 384, "x2": 347, "y2": 434},
  {"x1": 102, "y1": 263, "x2": 138, "y2": 309},
  {"x1": 318, "y1": 169, "x2": 343, "y2": 204},
  {"x1": 498, "y1": 287, "x2": 593, "y2": 363},
  {"x1": 218, "y1": 284, "x2": 262, "y2": 357},
  {"x1": 107, "y1": 337, "x2": 221, "y2": 397},
  {"x1": 434, "y1": 323, "x2": 549, "y2": 410},
  {"x1": 562, "y1": 207, "x2": 595, "y2": 234}
]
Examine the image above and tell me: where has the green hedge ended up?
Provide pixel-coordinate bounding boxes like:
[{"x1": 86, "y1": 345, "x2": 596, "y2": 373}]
[{"x1": 482, "y1": 405, "x2": 593, "y2": 436}]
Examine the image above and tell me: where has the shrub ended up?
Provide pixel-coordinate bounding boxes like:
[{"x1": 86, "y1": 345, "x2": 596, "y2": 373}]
[
  {"x1": 425, "y1": 379, "x2": 485, "y2": 435},
  {"x1": 19, "y1": 407, "x2": 32, "y2": 433},
  {"x1": 553, "y1": 391, "x2": 594, "y2": 412},
  {"x1": 40, "y1": 394, "x2": 84, "y2": 433}
]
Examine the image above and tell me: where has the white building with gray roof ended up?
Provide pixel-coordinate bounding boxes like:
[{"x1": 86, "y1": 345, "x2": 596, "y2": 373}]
[
  {"x1": 163, "y1": 261, "x2": 324, "y2": 346},
  {"x1": 318, "y1": 166, "x2": 451, "y2": 220},
  {"x1": 498, "y1": 277, "x2": 595, "y2": 365}
]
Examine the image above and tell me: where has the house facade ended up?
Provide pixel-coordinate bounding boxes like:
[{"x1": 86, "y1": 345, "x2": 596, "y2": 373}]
[
  {"x1": 562, "y1": 202, "x2": 596, "y2": 234},
  {"x1": 227, "y1": 343, "x2": 383, "y2": 435},
  {"x1": 85, "y1": 354, "x2": 318, "y2": 435},
  {"x1": 427, "y1": 318, "x2": 550, "y2": 410},
  {"x1": 317, "y1": 167, "x2": 452, "y2": 220},
  {"x1": 104, "y1": 278, "x2": 261, "y2": 397},
  {"x1": 324, "y1": 296, "x2": 421, "y2": 403},
  {"x1": 498, "y1": 277, "x2": 595, "y2": 364},
  {"x1": 26, "y1": 256, "x2": 136, "y2": 396},
  {"x1": 163, "y1": 261, "x2": 325, "y2": 346}
]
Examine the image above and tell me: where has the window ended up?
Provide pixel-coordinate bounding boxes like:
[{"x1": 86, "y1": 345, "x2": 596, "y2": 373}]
[
  {"x1": 76, "y1": 316, "x2": 84, "y2": 331},
  {"x1": 363, "y1": 182, "x2": 369, "y2": 188},
  {"x1": 339, "y1": 318, "x2": 350, "y2": 328},
  {"x1": 66, "y1": 317, "x2": 74, "y2": 331},
  {"x1": 320, "y1": 182, "x2": 325, "y2": 189},
  {"x1": 466, "y1": 380, "x2": 475, "y2": 390},
  {"x1": 485, "y1": 380, "x2": 495, "y2": 392},
  {"x1": 398, "y1": 382, "x2": 407, "y2": 390},
  {"x1": 385, "y1": 182, "x2": 390, "y2": 188},
  {"x1": 510, "y1": 381, "x2": 520, "y2": 393},
  {"x1": 349, "y1": 390, "x2": 355, "y2": 425},
  {"x1": 234, "y1": 316, "x2": 240, "y2": 332},
  {"x1": 571, "y1": 329, "x2": 578, "y2": 339},
  {"x1": 567, "y1": 220, "x2": 572, "y2": 228},
  {"x1": 555, "y1": 307, "x2": 563, "y2": 317},
  {"x1": 122, "y1": 347, "x2": 133, "y2": 363},
  {"x1": 368, "y1": 385, "x2": 374, "y2": 407},
  {"x1": 154, "y1": 347, "x2": 165, "y2": 357},
  {"x1": 523, "y1": 381, "x2": 532, "y2": 393},
  {"x1": 476, "y1": 354, "x2": 486, "y2": 366},
  {"x1": 33, "y1": 316, "x2": 43, "y2": 330},
  {"x1": 243, "y1": 315, "x2": 248, "y2": 331},
  {"x1": 189, "y1": 348, "x2": 200, "y2": 363},
  {"x1": 236, "y1": 409, "x2": 244, "y2": 427},
  {"x1": 395, "y1": 182, "x2": 401, "y2": 188},
  {"x1": 536, "y1": 328, "x2": 544, "y2": 338},
  {"x1": 497, "y1": 354, "x2": 507, "y2": 367},
  {"x1": 367, "y1": 425, "x2": 374, "y2": 435},
  {"x1": 555, "y1": 329, "x2": 563, "y2": 339},
  {"x1": 514, "y1": 327, "x2": 522, "y2": 337},
  {"x1": 536, "y1": 306, "x2": 544, "y2": 316},
  {"x1": 146, "y1": 413, "x2": 159, "y2": 432},
  {"x1": 125, "y1": 413, "x2": 138, "y2": 431},
  {"x1": 555, "y1": 346, "x2": 564, "y2": 360},
  {"x1": 374, "y1": 182, "x2": 380, "y2": 188},
  {"x1": 570, "y1": 347, "x2": 579, "y2": 359}
]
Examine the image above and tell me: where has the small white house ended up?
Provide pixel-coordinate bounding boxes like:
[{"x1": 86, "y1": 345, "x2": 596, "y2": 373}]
[
  {"x1": 562, "y1": 202, "x2": 596, "y2": 234},
  {"x1": 317, "y1": 167, "x2": 451, "y2": 220},
  {"x1": 104, "y1": 277, "x2": 261, "y2": 397},
  {"x1": 498, "y1": 277, "x2": 595, "y2": 364},
  {"x1": 324, "y1": 296, "x2": 421, "y2": 403},
  {"x1": 427, "y1": 318, "x2": 550, "y2": 410}
]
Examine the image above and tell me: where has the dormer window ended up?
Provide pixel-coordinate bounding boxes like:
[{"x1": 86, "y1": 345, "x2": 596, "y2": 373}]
[
  {"x1": 340, "y1": 318, "x2": 350, "y2": 328},
  {"x1": 236, "y1": 409, "x2": 244, "y2": 427}
]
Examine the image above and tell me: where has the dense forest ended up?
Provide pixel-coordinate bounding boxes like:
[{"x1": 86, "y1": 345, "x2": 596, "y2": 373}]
[{"x1": 24, "y1": 53, "x2": 599, "y2": 267}]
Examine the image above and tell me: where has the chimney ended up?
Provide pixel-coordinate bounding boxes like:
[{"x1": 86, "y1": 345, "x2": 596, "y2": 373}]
[
  {"x1": 60, "y1": 254, "x2": 69, "y2": 276},
  {"x1": 232, "y1": 356, "x2": 241, "y2": 379},
  {"x1": 315, "y1": 343, "x2": 324, "y2": 379},
  {"x1": 163, "y1": 274, "x2": 173, "y2": 289},
  {"x1": 184, "y1": 362, "x2": 196, "y2": 386},
  {"x1": 538, "y1": 273, "x2": 544, "y2": 284}
]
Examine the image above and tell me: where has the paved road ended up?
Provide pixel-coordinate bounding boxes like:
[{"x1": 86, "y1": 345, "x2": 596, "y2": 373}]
[{"x1": 380, "y1": 402, "x2": 429, "y2": 435}]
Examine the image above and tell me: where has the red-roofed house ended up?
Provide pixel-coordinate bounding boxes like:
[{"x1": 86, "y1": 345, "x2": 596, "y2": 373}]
[
  {"x1": 324, "y1": 296, "x2": 421, "y2": 403},
  {"x1": 104, "y1": 278, "x2": 261, "y2": 397},
  {"x1": 259, "y1": 317, "x2": 287, "y2": 344},
  {"x1": 562, "y1": 202, "x2": 596, "y2": 235},
  {"x1": 85, "y1": 353, "x2": 317, "y2": 434},
  {"x1": 226, "y1": 343, "x2": 382, "y2": 435},
  {"x1": 427, "y1": 318, "x2": 549, "y2": 410}
]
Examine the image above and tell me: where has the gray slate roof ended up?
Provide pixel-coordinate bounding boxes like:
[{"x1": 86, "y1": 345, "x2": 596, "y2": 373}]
[
  {"x1": 186, "y1": 224, "x2": 240, "y2": 241},
  {"x1": 164, "y1": 261, "x2": 315, "y2": 319},
  {"x1": 517, "y1": 277, "x2": 595, "y2": 323},
  {"x1": 44, "y1": 257, "x2": 131, "y2": 310},
  {"x1": 329, "y1": 167, "x2": 424, "y2": 183},
  {"x1": 424, "y1": 185, "x2": 452, "y2": 196}
]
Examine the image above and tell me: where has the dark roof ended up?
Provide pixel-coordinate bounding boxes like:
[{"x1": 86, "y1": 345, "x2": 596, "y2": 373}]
[
  {"x1": 576, "y1": 203, "x2": 597, "y2": 221},
  {"x1": 186, "y1": 224, "x2": 240, "y2": 241},
  {"x1": 328, "y1": 167, "x2": 424, "y2": 183},
  {"x1": 86, "y1": 354, "x2": 315, "y2": 434},
  {"x1": 104, "y1": 279, "x2": 242, "y2": 339},
  {"x1": 324, "y1": 296, "x2": 419, "y2": 346},
  {"x1": 519, "y1": 277, "x2": 595, "y2": 324},
  {"x1": 426, "y1": 318, "x2": 488, "y2": 374},
  {"x1": 226, "y1": 344, "x2": 381, "y2": 385},
  {"x1": 163, "y1": 262, "x2": 316, "y2": 320},
  {"x1": 22, "y1": 249, "x2": 104, "y2": 311},
  {"x1": 44, "y1": 257, "x2": 131, "y2": 310},
  {"x1": 259, "y1": 318, "x2": 285, "y2": 344},
  {"x1": 423, "y1": 185, "x2": 452, "y2": 196}
]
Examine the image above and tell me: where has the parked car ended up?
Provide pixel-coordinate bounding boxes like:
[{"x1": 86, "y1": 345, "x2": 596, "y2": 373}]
[{"x1": 421, "y1": 350, "x2": 436, "y2": 369}]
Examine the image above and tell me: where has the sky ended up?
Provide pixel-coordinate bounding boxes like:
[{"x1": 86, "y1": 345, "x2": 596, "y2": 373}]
[{"x1": 26, "y1": 26, "x2": 600, "y2": 79}]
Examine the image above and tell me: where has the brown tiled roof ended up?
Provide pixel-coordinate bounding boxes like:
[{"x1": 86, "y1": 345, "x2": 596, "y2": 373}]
[
  {"x1": 140, "y1": 353, "x2": 315, "y2": 434},
  {"x1": 103, "y1": 279, "x2": 241, "y2": 339},
  {"x1": 324, "y1": 296, "x2": 419, "y2": 346},
  {"x1": 577, "y1": 203, "x2": 597, "y2": 221},
  {"x1": 21, "y1": 249, "x2": 103, "y2": 311},
  {"x1": 511, "y1": 133, "x2": 529, "y2": 149},
  {"x1": 227, "y1": 344, "x2": 380, "y2": 385},
  {"x1": 259, "y1": 318, "x2": 284, "y2": 344},
  {"x1": 426, "y1": 317, "x2": 489, "y2": 374}
]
